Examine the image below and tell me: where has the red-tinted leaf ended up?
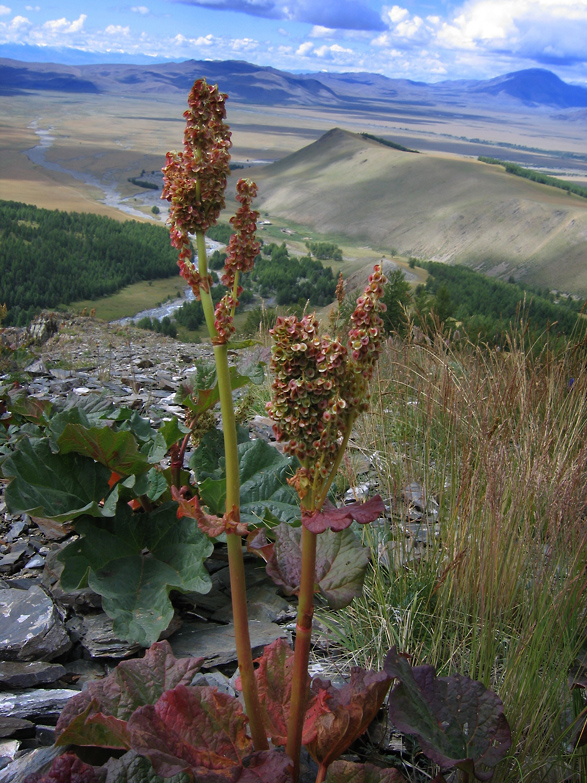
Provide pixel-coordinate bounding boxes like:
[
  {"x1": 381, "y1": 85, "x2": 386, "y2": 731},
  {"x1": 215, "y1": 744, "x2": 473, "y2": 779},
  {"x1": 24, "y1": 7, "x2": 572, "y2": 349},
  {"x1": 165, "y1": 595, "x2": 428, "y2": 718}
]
[
  {"x1": 247, "y1": 528, "x2": 274, "y2": 563},
  {"x1": 56, "y1": 641, "x2": 203, "y2": 749},
  {"x1": 238, "y1": 750, "x2": 292, "y2": 783},
  {"x1": 325, "y1": 760, "x2": 406, "y2": 783},
  {"x1": 303, "y1": 497, "x2": 385, "y2": 534},
  {"x1": 384, "y1": 647, "x2": 511, "y2": 781},
  {"x1": 266, "y1": 524, "x2": 370, "y2": 609},
  {"x1": 248, "y1": 638, "x2": 330, "y2": 747},
  {"x1": 127, "y1": 685, "x2": 252, "y2": 778},
  {"x1": 305, "y1": 668, "x2": 392, "y2": 770},
  {"x1": 172, "y1": 489, "x2": 248, "y2": 536},
  {"x1": 55, "y1": 700, "x2": 131, "y2": 749},
  {"x1": 24, "y1": 752, "x2": 103, "y2": 783}
]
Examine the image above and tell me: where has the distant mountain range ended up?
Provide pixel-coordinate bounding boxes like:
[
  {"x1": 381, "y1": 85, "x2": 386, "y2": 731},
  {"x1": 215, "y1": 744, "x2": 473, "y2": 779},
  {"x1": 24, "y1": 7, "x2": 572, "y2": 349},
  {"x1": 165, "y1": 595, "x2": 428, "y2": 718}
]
[{"x1": 1, "y1": 53, "x2": 587, "y2": 110}]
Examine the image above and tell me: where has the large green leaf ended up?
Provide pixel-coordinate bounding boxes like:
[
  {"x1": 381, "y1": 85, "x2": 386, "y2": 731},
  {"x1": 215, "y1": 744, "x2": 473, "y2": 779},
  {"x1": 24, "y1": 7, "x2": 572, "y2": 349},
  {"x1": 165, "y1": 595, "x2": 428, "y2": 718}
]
[
  {"x1": 3, "y1": 437, "x2": 111, "y2": 523},
  {"x1": 159, "y1": 417, "x2": 191, "y2": 449},
  {"x1": 198, "y1": 439, "x2": 300, "y2": 526},
  {"x1": 58, "y1": 423, "x2": 152, "y2": 475},
  {"x1": 190, "y1": 426, "x2": 250, "y2": 481},
  {"x1": 384, "y1": 648, "x2": 511, "y2": 781},
  {"x1": 58, "y1": 502, "x2": 213, "y2": 645}
]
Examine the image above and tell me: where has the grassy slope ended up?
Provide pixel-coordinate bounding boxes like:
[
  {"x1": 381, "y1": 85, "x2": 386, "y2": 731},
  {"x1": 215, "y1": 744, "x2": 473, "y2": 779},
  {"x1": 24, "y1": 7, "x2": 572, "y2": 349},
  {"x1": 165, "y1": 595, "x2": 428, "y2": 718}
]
[{"x1": 254, "y1": 128, "x2": 587, "y2": 294}]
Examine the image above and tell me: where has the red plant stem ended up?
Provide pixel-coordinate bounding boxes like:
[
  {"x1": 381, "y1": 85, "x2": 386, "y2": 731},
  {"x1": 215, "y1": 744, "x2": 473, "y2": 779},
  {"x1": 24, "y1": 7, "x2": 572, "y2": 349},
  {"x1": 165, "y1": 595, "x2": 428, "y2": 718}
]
[
  {"x1": 286, "y1": 494, "x2": 317, "y2": 783},
  {"x1": 178, "y1": 432, "x2": 190, "y2": 466},
  {"x1": 315, "y1": 763, "x2": 328, "y2": 783}
]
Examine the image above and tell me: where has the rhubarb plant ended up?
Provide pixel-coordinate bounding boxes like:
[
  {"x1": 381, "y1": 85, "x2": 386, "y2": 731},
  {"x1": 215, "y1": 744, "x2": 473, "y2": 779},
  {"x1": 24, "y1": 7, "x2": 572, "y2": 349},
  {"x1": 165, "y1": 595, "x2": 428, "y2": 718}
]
[{"x1": 16, "y1": 78, "x2": 512, "y2": 783}]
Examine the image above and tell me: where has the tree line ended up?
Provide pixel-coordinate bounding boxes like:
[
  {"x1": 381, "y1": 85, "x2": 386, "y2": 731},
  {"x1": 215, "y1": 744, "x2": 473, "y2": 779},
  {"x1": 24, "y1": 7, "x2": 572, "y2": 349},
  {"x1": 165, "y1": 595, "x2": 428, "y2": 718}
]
[
  {"x1": 0, "y1": 200, "x2": 178, "y2": 326},
  {"x1": 479, "y1": 157, "x2": 587, "y2": 200},
  {"x1": 412, "y1": 261, "x2": 586, "y2": 343}
]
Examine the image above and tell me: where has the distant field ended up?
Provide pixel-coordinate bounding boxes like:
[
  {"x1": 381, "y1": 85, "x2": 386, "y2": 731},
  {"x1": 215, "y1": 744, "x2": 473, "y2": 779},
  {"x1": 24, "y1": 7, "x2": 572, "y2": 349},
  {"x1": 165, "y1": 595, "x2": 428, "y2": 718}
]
[{"x1": 65, "y1": 276, "x2": 185, "y2": 322}]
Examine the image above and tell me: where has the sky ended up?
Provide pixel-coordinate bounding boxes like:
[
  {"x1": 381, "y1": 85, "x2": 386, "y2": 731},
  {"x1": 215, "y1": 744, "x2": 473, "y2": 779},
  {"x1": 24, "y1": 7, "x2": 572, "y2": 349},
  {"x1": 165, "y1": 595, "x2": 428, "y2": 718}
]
[{"x1": 1, "y1": 0, "x2": 587, "y2": 85}]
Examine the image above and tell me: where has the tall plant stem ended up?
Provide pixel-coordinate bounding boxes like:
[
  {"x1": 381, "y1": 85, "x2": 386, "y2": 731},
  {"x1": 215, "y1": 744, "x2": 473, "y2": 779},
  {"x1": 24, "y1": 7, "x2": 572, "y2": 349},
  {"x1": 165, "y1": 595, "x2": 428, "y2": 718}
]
[
  {"x1": 195, "y1": 230, "x2": 217, "y2": 339},
  {"x1": 196, "y1": 230, "x2": 268, "y2": 753},
  {"x1": 286, "y1": 491, "x2": 317, "y2": 783},
  {"x1": 316, "y1": 413, "x2": 356, "y2": 508}
]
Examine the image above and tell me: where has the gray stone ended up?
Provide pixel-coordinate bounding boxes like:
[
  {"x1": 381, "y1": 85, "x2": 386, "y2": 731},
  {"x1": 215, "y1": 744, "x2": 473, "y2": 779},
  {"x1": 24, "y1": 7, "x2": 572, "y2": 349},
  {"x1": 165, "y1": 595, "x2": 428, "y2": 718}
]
[
  {"x1": 0, "y1": 688, "x2": 77, "y2": 720},
  {"x1": 0, "y1": 543, "x2": 31, "y2": 574},
  {"x1": 25, "y1": 359, "x2": 47, "y2": 375},
  {"x1": 0, "y1": 662, "x2": 66, "y2": 690},
  {"x1": 211, "y1": 584, "x2": 293, "y2": 624},
  {"x1": 79, "y1": 614, "x2": 141, "y2": 659},
  {"x1": 64, "y1": 659, "x2": 111, "y2": 689},
  {"x1": 191, "y1": 670, "x2": 237, "y2": 698},
  {"x1": 0, "y1": 586, "x2": 71, "y2": 662},
  {"x1": 35, "y1": 725, "x2": 56, "y2": 745},
  {"x1": 168, "y1": 620, "x2": 290, "y2": 667},
  {"x1": 0, "y1": 744, "x2": 63, "y2": 783},
  {"x1": 24, "y1": 555, "x2": 45, "y2": 569},
  {"x1": 3, "y1": 522, "x2": 26, "y2": 544},
  {"x1": 0, "y1": 717, "x2": 33, "y2": 738},
  {"x1": 49, "y1": 368, "x2": 72, "y2": 380}
]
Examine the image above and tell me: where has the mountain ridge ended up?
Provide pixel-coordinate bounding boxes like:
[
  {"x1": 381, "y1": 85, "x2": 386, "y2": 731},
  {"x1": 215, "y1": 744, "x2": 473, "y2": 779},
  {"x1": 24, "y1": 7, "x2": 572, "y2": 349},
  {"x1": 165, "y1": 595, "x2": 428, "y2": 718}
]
[{"x1": 1, "y1": 54, "x2": 587, "y2": 110}]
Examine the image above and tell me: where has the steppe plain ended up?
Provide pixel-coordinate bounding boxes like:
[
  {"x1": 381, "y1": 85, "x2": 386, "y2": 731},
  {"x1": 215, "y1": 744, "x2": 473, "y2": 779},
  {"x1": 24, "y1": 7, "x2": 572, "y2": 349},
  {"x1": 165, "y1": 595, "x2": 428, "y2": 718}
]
[{"x1": 2, "y1": 78, "x2": 587, "y2": 294}]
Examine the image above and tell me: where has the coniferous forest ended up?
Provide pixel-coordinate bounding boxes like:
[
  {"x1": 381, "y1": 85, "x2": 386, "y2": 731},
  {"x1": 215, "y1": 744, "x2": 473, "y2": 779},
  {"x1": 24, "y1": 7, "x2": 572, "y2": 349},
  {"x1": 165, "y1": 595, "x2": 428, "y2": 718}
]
[{"x1": 0, "y1": 200, "x2": 178, "y2": 325}]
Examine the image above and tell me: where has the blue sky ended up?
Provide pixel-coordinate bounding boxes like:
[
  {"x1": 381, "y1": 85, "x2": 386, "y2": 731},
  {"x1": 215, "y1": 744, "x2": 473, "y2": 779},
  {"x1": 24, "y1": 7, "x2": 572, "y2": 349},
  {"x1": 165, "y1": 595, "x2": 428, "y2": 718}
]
[{"x1": 1, "y1": 0, "x2": 587, "y2": 84}]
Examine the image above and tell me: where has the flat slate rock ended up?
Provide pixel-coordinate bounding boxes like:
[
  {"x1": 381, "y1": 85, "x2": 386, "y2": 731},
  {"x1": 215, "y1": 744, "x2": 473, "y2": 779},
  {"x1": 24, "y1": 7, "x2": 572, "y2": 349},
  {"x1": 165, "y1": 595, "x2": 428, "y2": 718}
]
[
  {"x1": 0, "y1": 688, "x2": 77, "y2": 720},
  {"x1": 168, "y1": 620, "x2": 290, "y2": 667},
  {"x1": 79, "y1": 614, "x2": 142, "y2": 659},
  {"x1": 0, "y1": 661, "x2": 66, "y2": 690},
  {"x1": 0, "y1": 586, "x2": 71, "y2": 662},
  {"x1": 0, "y1": 717, "x2": 34, "y2": 738},
  {"x1": 0, "y1": 744, "x2": 63, "y2": 783}
]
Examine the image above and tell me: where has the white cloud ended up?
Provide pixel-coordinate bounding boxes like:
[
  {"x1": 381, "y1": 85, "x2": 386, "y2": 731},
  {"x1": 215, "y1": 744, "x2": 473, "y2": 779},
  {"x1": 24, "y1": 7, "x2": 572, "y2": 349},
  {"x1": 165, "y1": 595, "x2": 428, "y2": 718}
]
[
  {"x1": 42, "y1": 14, "x2": 86, "y2": 35},
  {"x1": 309, "y1": 25, "x2": 337, "y2": 38},
  {"x1": 0, "y1": 5, "x2": 11, "y2": 14},
  {"x1": 296, "y1": 41, "x2": 313, "y2": 55},
  {"x1": 385, "y1": 5, "x2": 409, "y2": 24},
  {"x1": 435, "y1": 0, "x2": 587, "y2": 66},
  {"x1": 231, "y1": 37, "x2": 258, "y2": 51},
  {"x1": 105, "y1": 25, "x2": 131, "y2": 37},
  {"x1": 131, "y1": 6, "x2": 150, "y2": 14},
  {"x1": 0, "y1": 13, "x2": 31, "y2": 42}
]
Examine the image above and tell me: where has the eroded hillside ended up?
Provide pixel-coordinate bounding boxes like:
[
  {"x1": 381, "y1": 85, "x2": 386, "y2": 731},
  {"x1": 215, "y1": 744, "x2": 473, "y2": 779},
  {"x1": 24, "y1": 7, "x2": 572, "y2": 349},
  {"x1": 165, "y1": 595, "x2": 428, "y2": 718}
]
[{"x1": 254, "y1": 129, "x2": 587, "y2": 293}]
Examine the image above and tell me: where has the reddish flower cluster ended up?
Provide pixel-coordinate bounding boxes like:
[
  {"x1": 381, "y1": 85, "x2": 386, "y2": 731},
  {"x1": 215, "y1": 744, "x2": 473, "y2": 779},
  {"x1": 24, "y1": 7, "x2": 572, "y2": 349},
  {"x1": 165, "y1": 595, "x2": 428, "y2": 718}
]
[
  {"x1": 162, "y1": 79, "x2": 231, "y2": 296},
  {"x1": 267, "y1": 314, "x2": 347, "y2": 473},
  {"x1": 267, "y1": 265, "x2": 387, "y2": 478},
  {"x1": 346, "y1": 264, "x2": 387, "y2": 412},
  {"x1": 213, "y1": 291, "x2": 238, "y2": 344},
  {"x1": 221, "y1": 179, "x2": 261, "y2": 295}
]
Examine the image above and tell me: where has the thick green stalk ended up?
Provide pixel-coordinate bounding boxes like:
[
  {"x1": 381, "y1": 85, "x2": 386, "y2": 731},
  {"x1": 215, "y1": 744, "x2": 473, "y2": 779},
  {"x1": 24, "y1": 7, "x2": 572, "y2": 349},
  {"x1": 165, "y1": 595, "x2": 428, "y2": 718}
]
[
  {"x1": 286, "y1": 491, "x2": 317, "y2": 783},
  {"x1": 195, "y1": 229, "x2": 217, "y2": 339},
  {"x1": 195, "y1": 230, "x2": 268, "y2": 752}
]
